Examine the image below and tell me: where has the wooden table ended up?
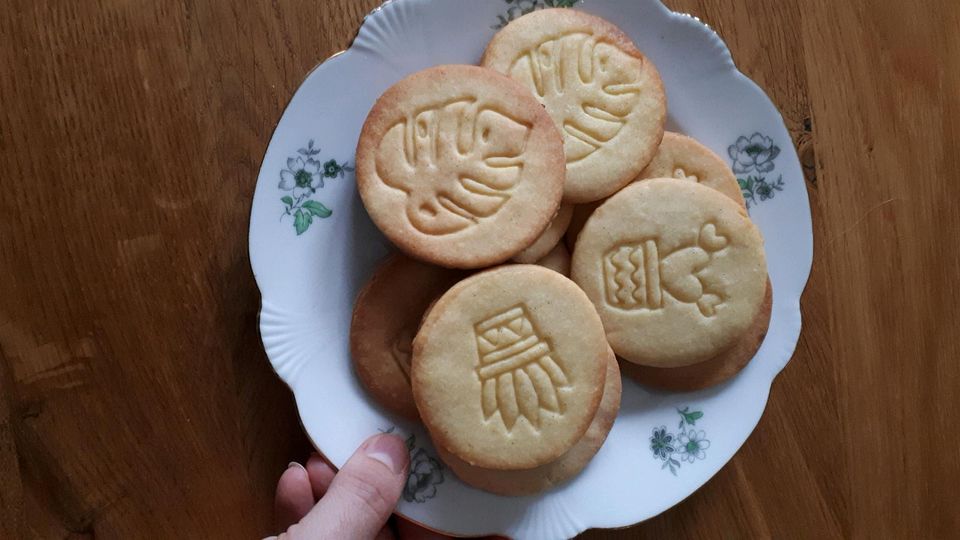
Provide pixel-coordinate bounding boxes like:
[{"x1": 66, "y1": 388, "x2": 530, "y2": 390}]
[{"x1": 2, "y1": 1, "x2": 957, "y2": 537}]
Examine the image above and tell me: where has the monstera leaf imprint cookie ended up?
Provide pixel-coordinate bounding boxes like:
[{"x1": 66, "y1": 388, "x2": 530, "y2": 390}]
[
  {"x1": 638, "y1": 132, "x2": 746, "y2": 209},
  {"x1": 436, "y1": 349, "x2": 621, "y2": 496},
  {"x1": 482, "y1": 9, "x2": 666, "y2": 204},
  {"x1": 412, "y1": 265, "x2": 607, "y2": 470},
  {"x1": 356, "y1": 65, "x2": 565, "y2": 269},
  {"x1": 572, "y1": 179, "x2": 768, "y2": 367},
  {"x1": 350, "y1": 254, "x2": 465, "y2": 420}
]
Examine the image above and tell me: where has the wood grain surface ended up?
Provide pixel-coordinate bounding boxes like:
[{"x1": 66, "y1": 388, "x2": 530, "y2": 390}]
[{"x1": 2, "y1": 0, "x2": 958, "y2": 538}]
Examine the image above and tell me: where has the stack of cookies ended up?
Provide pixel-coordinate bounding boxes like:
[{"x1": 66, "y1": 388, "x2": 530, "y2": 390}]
[{"x1": 350, "y1": 8, "x2": 769, "y2": 496}]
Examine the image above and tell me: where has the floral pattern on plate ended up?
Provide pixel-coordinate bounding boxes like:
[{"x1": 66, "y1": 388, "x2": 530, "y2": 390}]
[
  {"x1": 278, "y1": 139, "x2": 353, "y2": 235},
  {"x1": 383, "y1": 427, "x2": 444, "y2": 503},
  {"x1": 729, "y1": 133, "x2": 785, "y2": 209},
  {"x1": 651, "y1": 407, "x2": 710, "y2": 476}
]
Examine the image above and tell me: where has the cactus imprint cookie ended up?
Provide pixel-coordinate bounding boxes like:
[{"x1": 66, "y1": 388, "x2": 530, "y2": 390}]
[
  {"x1": 638, "y1": 132, "x2": 746, "y2": 208},
  {"x1": 412, "y1": 265, "x2": 607, "y2": 470},
  {"x1": 350, "y1": 254, "x2": 465, "y2": 420},
  {"x1": 356, "y1": 65, "x2": 565, "y2": 269},
  {"x1": 482, "y1": 9, "x2": 666, "y2": 203},
  {"x1": 572, "y1": 179, "x2": 767, "y2": 367},
  {"x1": 437, "y1": 349, "x2": 621, "y2": 496}
]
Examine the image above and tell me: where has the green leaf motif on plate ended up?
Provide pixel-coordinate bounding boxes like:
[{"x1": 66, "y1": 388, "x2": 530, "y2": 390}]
[
  {"x1": 678, "y1": 407, "x2": 704, "y2": 426},
  {"x1": 302, "y1": 200, "x2": 332, "y2": 219},
  {"x1": 293, "y1": 209, "x2": 310, "y2": 236}
]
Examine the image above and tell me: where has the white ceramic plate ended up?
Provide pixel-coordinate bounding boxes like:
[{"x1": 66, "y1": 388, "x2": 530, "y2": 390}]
[{"x1": 249, "y1": 1, "x2": 813, "y2": 538}]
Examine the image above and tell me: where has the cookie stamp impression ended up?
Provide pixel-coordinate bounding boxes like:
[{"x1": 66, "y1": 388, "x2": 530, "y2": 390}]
[
  {"x1": 437, "y1": 349, "x2": 621, "y2": 496},
  {"x1": 482, "y1": 9, "x2": 666, "y2": 203},
  {"x1": 412, "y1": 265, "x2": 607, "y2": 470},
  {"x1": 572, "y1": 179, "x2": 767, "y2": 367},
  {"x1": 474, "y1": 304, "x2": 569, "y2": 430},
  {"x1": 356, "y1": 65, "x2": 565, "y2": 268}
]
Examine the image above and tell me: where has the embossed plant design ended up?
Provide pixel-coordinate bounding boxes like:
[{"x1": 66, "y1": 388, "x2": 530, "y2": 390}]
[
  {"x1": 493, "y1": 0, "x2": 581, "y2": 29},
  {"x1": 278, "y1": 139, "x2": 353, "y2": 235},
  {"x1": 604, "y1": 223, "x2": 729, "y2": 317},
  {"x1": 377, "y1": 100, "x2": 531, "y2": 235},
  {"x1": 383, "y1": 427, "x2": 444, "y2": 503},
  {"x1": 651, "y1": 407, "x2": 710, "y2": 475},
  {"x1": 509, "y1": 33, "x2": 641, "y2": 167},
  {"x1": 729, "y1": 132, "x2": 784, "y2": 209},
  {"x1": 474, "y1": 305, "x2": 568, "y2": 430}
]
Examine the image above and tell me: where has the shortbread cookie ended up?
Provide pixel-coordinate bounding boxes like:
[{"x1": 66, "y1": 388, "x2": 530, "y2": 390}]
[
  {"x1": 350, "y1": 254, "x2": 465, "y2": 420},
  {"x1": 513, "y1": 204, "x2": 574, "y2": 263},
  {"x1": 482, "y1": 9, "x2": 666, "y2": 203},
  {"x1": 620, "y1": 280, "x2": 771, "y2": 391},
  {"x1": 356, "y1": 65, "x2": 565, "y2": 268},
  {"x1": 412, "y1": 265, "x2": 607, "y2": 469},
  {"x1": 536, "y1": 242, "x2": 571, "y2": 276},
  {"x1": 638, "y1": 132, "x2": 746, "y2": 208},
  {"x1": 571, "y1": 179, "x2": 767, "y2": 367},
  {"x1": 437, "y1": 349, "x2": 620, "y2": 495}
]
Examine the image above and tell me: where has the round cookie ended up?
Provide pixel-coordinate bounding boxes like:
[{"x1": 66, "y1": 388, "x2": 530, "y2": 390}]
[
  {"x1": 437, "y1": 349, "x2": 620, "y2": 496},
  {"x1": 513, "y1": 204, "x2": 574, "y2": 263},
  {"x1": 356, "y1": 65, "x2": 565, "y2": 269},
  {"x1": 482, "y1": 9, "x2": 666, "y2": 204},
  {"x1": 535, "y1": 242, "x2": 571, "y2": 276},
  {"x1": 638, "y1": 132, "x2": 746, "y2": 209},
  {"x1": 412, "y1": 265, "x2": 607, "y2": 470},
  {"x1": 350, "y1": 254, "x2": 465, "y2": 420},
  {"x1": 571, "y1": 179, "x2": 767, "y2": 367},
  {"x1": 620, "y1": 280, "x2": 772, "y2": 391}
]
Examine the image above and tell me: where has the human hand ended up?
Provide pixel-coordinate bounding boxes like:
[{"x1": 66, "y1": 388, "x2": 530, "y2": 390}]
[{"x1": 269, "y1": 432, "x2": 452, "y2": 540}]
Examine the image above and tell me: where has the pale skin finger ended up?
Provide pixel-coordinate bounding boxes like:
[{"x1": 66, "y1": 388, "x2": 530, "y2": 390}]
[
  {"x1": 280, "y1": 433, "x2": 410, "y2": 539},
  {"x1": 306, "y1": 453, "x2": 336, "y2": 499},
  {"x1": 274, "y1": 463, "x2": 316, "y2": 532}
]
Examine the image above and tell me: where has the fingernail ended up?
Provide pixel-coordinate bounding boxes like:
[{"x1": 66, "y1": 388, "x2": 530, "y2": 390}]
[
  {"x1": 364, "y1": 434, "x2": 408, "y2": 475},
  {"x1": 287, "y1": 461, "x2": 305, "y2": 472}
]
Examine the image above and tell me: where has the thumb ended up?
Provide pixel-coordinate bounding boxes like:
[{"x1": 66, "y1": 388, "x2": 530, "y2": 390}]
[{"x1": 291, "y1": 433, "x2": 410, "y2": 539}]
